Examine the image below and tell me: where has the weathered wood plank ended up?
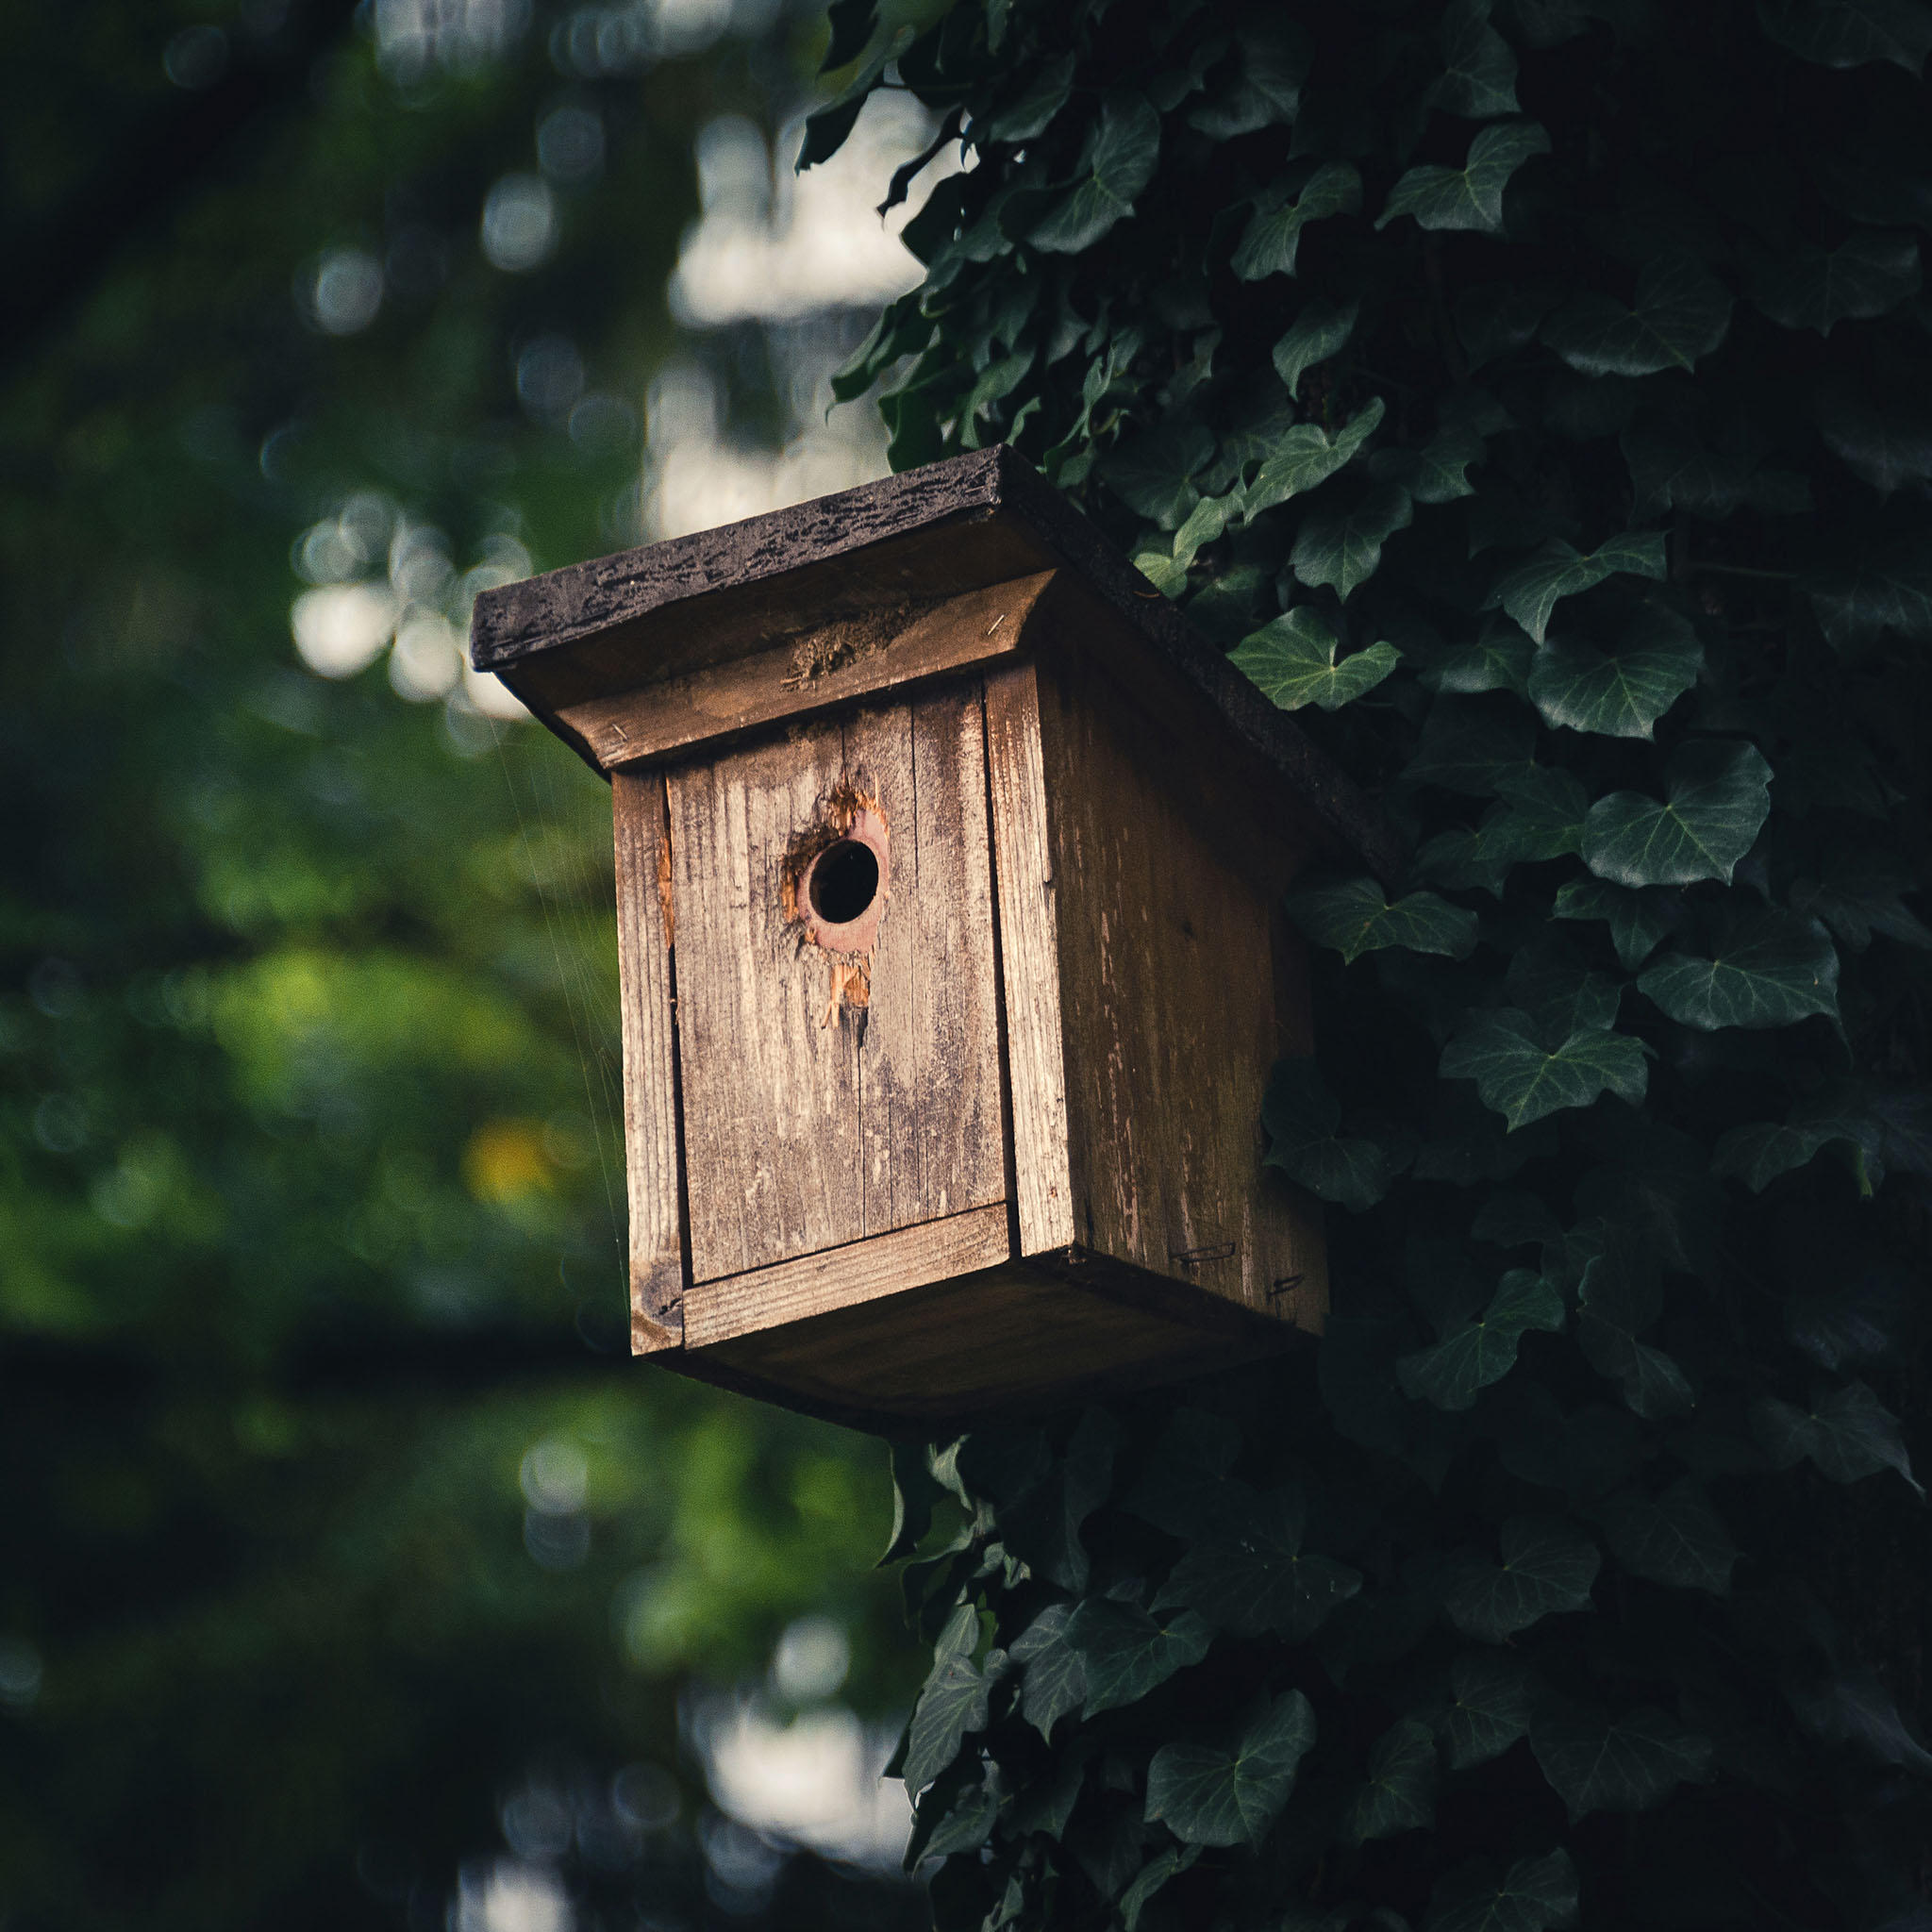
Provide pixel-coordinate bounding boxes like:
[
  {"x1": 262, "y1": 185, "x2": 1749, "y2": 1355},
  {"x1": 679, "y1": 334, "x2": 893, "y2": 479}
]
[
  {"x1": 859, "y1": 687, "x2": 1005, "y2": 1237},
  {"x1": 666, "y1": 683, "x2": 1005, "y2": 1283},
  {"x1": 612, "y1": 771, "x2": 688, "y2": 1354},
  {"x1": 682, "y1": 1202, "x2": 1011, "y2": 1348},
  {"x1": 668, "y1": 718, "x2": 858, "y2": 1282},
  {"x1": 984, "y1": 661, "x2": 1075, "y2": 1257},
  {"x1": 556, "y1": 573, "x2": 1056, "y2": 772},
  {"x1": 1033, "y1": 649, "x2": 1326, "y2": 1326}
]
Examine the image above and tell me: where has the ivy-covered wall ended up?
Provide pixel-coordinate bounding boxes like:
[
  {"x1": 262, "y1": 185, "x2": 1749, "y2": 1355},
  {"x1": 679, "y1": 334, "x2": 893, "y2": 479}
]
[{"x1": 817, "y1": 4, "x2": 1932, "y2": 1927}]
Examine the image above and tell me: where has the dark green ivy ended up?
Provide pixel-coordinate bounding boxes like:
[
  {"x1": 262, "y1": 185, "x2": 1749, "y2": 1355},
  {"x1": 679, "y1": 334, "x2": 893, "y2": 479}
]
[{"x1": 817, "y1": 3, "x2": 1932, "y2": 1926}]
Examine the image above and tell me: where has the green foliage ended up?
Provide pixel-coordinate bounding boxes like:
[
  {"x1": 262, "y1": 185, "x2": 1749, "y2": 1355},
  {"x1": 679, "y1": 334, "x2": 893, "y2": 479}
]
[
  {"x1": 0, "y1": 8, "x2": 926, "y2": 1924},
  {"x1": 1233, "y1": 609, "x2": 1402, "y2": 711},
  {"x1": 1142, "y1": 1690, "x2": 1316, "y2": 1846},
  {"x1": 820, "y1": 2, "x2": 1932, "y2": 1925}
]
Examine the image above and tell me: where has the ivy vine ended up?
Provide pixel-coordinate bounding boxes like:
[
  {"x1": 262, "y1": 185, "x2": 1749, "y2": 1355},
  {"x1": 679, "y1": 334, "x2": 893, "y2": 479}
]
[{"x1": 816, "y1": 3, "x2": 1932, "y2": 1927}]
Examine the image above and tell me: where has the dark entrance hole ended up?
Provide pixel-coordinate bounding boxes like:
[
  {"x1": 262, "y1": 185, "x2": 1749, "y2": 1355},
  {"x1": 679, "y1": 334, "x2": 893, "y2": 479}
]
[{"x1": 808, "y1": 839, "x2": 880, "y2": 925}]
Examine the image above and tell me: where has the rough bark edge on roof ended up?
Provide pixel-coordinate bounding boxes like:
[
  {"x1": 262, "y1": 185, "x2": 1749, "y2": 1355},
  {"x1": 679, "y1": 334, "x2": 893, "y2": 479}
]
[{"x1": 471, "y1": 446, "x2": 1404, "y2": 883}]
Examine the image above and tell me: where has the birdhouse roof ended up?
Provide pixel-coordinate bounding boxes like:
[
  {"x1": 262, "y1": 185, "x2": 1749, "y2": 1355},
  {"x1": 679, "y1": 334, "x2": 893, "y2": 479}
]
[{"x1": 470, "y1": 445, "x2": 1399, "y2": 880}]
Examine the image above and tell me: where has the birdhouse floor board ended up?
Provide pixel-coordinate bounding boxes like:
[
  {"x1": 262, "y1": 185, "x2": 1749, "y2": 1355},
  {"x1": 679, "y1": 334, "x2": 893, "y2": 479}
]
[
  {"x1": 665, "y1": 682, "x2": 1004, "y2": 1284},
  {"x1": 680, "y1": 1201, "x2": 1010, "y2": 1348},
  {"x1": 557, "y1": 572, "x2": 1058, "y2": 772},
  {"x1": 684, "y1": 1258, "x2": 1296, "y2": 1428}
]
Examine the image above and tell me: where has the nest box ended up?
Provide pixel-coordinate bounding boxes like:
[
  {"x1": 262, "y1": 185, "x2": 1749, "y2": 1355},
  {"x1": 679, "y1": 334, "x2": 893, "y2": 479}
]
[{"x1": 471, "y1": 447, "x2": 1394, "y2": 1431}]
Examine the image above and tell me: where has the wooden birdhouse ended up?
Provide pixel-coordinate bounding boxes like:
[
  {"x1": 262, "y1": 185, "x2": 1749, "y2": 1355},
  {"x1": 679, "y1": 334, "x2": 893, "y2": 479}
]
[{"x1": 470, "y1": 447, "x2": 1394, "y2": 1431}]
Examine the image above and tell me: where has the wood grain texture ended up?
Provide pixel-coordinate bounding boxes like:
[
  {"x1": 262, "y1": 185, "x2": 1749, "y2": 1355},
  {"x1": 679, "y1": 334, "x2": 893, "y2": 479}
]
[
  {"x1": 611, "y1": 772, "x2": 687, "y2": 1354},
  {"x1": 1033, "y1": 647, "x2": 1327, "y2": 1329},
  {"x1": 693, "y1": 1257, "x2": 1293, "y2": 1424},
  {"x1": 682, "y1": 1203, "x2": 1010, "y2": 1348},
  {"x1": 984, "y1": 661, "x2": 1075, "y2": 1257},
  {"x1": 555, "y1": 572, "x2": 1057, "y2": 772},
  {"x1": 665, "y1": 682, "x2": 1005, "y2": 1283},
  {"x1": 472, "y1": 446, "x2": 1401, "y2": 884}
]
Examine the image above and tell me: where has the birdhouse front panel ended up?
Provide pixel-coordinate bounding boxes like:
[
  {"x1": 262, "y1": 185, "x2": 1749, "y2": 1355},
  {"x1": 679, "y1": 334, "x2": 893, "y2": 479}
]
[
  {"x1": 472, "y1": 447, "x2": 1400, "y2": 1431},
  {"x1": 658, "y1": 684, "x2": 1005, "y2": 1285}
]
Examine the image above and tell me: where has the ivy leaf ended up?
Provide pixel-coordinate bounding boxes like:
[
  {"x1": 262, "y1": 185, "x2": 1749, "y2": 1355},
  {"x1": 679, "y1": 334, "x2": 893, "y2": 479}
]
[
  {"x1": 1599, "y1": 1479, "x2": 1738, "y2": 1593},
  {"x1": 1529, "y1": 1700, "x2": 1711, "y2": 1820},
  {"x1": 1398, "y1": 1270, "x2": 1564, "y2": 1410},
  {"x1": 1188, "y1": 17, "x2": 1310, "y2": 137},
  {"x1": 920, "y1": 1764, "x2": 1002, "y2": 1857},
  {"x1": 818, "y1": 0, "x2": 876, "y2": 71},
  {"x1": 1119, "y1": 1845, "x2": 1202, "y2": 1931},
  {"x1": 1415, "y1": 769, "x2": 1589, "y2": 897},
  {"x1": 1621, "y1": 421, "x2": 1807, "y2": 521},
  {"x1": 1274, "y1": 297, "x2": 1359, "y2": 398},
  {"x1": 1065, "y1": 1599, "x2": 1213, "y2": 1718},
  {"x1": 1242, "y1": 397, "x2": 1387, "y2": 517},
  {"x1": 1528, "y1": 607, "x2": 1703, "y2": 739},
  {"x1": 1288, "y1": 878, "x2": 1481, "y2": 965},
  {"x1": 1582, "y1": 739, "x2": 1773, "y2": 887},
  {"x1": 1816, "y1": 388, "x2": 1932, "y2": 495},
  {"x1": 1505, "y1": 938, "x2": 1622, "y2": 1045},
  {"x1": 1486, "y1": 533, "x2": 1668, "y2": 642},
  {"x1": 1371, "y1": 424, "x2": 1488, "y2": 503},
  {"x1": 1403, "y1": 705, "x2": 1539, "y2": 796},
  {"x1": 1444, "y1": 1516, "x2": 1601, "y2": 1641},
  {"x1": 1551, "y1": 877, "x2": 1679, "y2": 970},
  {"x1": 1291, "y1": 484, "x2": 1414, "y2": 599},
  {"x1": 904, "y1": 1604, "x2": 997, "y2": 1789},
  {"x1": 1233, "y1": 162, "x2": 1363, "y2": 279},
  {"x1": 1574, "y1": 1248, "x2": 1695, "y2": 1418},
  {"x1": 1232, "y1": 608, "x2": 1401, "y2": 711},
  {"x1": 1143, "y1": 1690, "x2": 1316, "y2": 1847},
  {"x1": 1378, "y1": 121, "x2": 1551, "y2": 234},
  {"x1": 1409, "y1": 617, "x2": 1537, "y2": 697},
  {"x1": 1757, "y1": 0, "x2": 1932, "y2": 74},
  {"x1": 1002, "y1": 1406, "x2": 1119, "y2": 1592},
  {"x1": 798, "y1": 24, "x2": 914, "y2": 168},
  {"x1": 1543, "y1": 252, "x2": 1732, "y2": 376},
  {"x1": 1026, "y1": 93, "x2": 1161, "y2": 254},
  {"x1": 1790, "y1": 1666, "x2": 1932, "y2": 1774},
  {"x1": 1751, "y1": 1382, "x2": 1923, "y2": 1494},
  {"x1": 983, "y1": 53, "x2": 1076, "y2": 141},
  {"x1": 1424, "y1": 0, "x2": 1522, "y2": 116},
  {"x1": 1791, "y1": 848, "x2": 1932, "y2": 951},
  {"x1": 1751, "y1": 230, "x2": 1922, "y2": 332},
  {"x1": 1441, "y1": 1011, "x2": 1650, "y2": 1129},
  {"x1": 1341, "y1": 1719, "x2": 1438, "y2": 1846},
  {"x1": 1787, "y1": 1271, "x2": 1913, "y2": 1372},
  {"x1": 1424, "y1": 1849, "x2": 1579, "y2": 1932},
  {"x1": 1008, "y1": 1603, "x2": 1088, "y2": 1742},
  {"x1": 1262, "y1": 1058, "x2": 1395, "y2": 1212},
  {"x1": 1637, "y1": 910, "x2": 1840, "y2": 1031},
  {"x1": 1441, "y1": 1652, "x2": 1535, "y2": 1769},
  {"x1": 1807, "y1": 549, "x2": 1932, "y2": 647},
  {"x1": 1711, "y1": 1095, "x2": 1857, "y2": 1192},
  {"x1": 1153, "y1": 1485, "x2": 1364, "y2": 1639},
  {"x1": 1102, "y1": 412, "x2": 1215, "y2": 527}
]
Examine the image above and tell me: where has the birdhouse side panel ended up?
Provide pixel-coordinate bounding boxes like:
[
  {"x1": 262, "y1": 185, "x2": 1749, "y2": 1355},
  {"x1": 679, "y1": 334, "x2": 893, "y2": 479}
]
[
  {"x1": 663, "y1": 685, "x2": 1005, "y2": 1286},
  {"x1": 613, "y1": 770, "x2": 687, "y2": 1353},
  {"x1": 1032, "y1": 652, "x2": 1328, "y2": 1325}
]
